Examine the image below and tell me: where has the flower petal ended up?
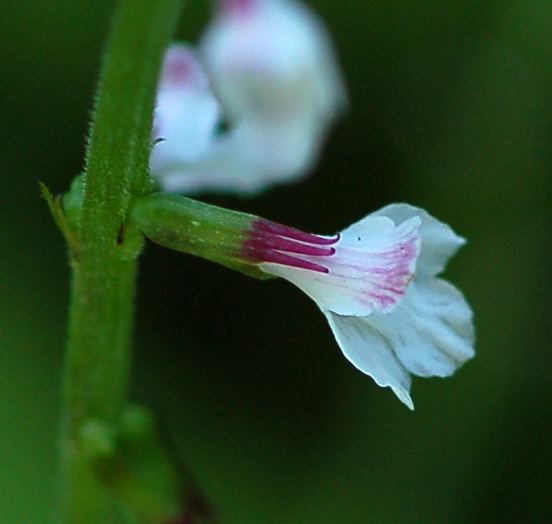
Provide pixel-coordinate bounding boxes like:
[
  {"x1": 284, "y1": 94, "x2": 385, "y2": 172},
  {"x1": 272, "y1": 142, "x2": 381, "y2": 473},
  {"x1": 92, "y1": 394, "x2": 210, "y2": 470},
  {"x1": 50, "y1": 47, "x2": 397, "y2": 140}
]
[
  {"x1": 325, "y1": 312, "x2": 414, "y2": 409},
  {"x1": 367, "y1": 279, "x2": 475, "y2": 378},
  {"x1": 373, "y1": 204, "x2": 465, "y2": 278}
]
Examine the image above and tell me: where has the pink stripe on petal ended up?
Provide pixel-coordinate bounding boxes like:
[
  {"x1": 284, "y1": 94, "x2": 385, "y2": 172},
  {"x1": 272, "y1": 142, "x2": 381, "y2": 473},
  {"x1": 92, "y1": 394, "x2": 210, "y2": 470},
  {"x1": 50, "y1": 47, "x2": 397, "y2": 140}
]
[
  {"x1": 242, "y1": 240, "x2": 331, "y2": 270},
  {"x1": 245, "y1": 235, "x2": 336, "y2": 256},
  {"x1": 252, "y1": 219, "x2": 339, "y2": 245},
  {"x1": 243, "y1": 219, "x2": 338, "y2": 271},
  {"x1": 368, "y1": 294, "x2": 398, "y2": 309}
]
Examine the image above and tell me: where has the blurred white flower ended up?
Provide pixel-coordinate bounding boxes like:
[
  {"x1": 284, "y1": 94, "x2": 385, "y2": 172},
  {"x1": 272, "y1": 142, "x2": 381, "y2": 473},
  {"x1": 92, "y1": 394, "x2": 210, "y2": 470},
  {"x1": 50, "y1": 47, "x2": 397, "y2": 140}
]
[
  {"x1": 243, "y1": 204, "x2": 475, "y2": 409},
  {"x1": 151, "y1": 0, "x2": 346, "y2": 195}
]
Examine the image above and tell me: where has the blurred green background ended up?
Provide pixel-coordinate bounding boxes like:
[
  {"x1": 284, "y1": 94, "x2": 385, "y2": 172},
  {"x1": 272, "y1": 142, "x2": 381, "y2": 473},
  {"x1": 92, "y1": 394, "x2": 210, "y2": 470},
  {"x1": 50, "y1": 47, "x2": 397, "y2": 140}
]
[{"x1": 2, "y1": 0, "x2": 552, "y2": 522}]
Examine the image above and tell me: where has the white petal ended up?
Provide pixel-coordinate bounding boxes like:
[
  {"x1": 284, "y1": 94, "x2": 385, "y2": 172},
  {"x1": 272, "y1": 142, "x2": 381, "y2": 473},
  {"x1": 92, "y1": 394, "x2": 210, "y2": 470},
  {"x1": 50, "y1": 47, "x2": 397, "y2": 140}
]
[
  {"x1": 368, "y1": 279, "x2": 475, "y2": 378},
  {"x1": 373, "y1": 203, "x2": 465, "y2": 278},
  {"x1": 325, "y1": 312, "x2": 414, "y2": 409}
]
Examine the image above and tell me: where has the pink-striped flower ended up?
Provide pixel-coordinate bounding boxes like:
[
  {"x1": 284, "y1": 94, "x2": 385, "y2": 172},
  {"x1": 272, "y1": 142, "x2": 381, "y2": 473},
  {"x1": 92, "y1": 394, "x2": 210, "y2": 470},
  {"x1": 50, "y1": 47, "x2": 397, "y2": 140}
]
[{"x1": 243, "y1": 204, "x2": 475, "y2": 409}]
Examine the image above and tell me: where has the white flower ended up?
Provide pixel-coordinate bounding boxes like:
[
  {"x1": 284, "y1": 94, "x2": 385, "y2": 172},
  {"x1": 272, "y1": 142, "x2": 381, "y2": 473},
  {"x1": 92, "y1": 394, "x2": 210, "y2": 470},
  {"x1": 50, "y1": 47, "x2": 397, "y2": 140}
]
[
  {"x1": 243, "y1": 204, "x2": 475, "y2": 408},
  {"x1": 150, "y1": 0, "x2": 346, "y2": 195}
]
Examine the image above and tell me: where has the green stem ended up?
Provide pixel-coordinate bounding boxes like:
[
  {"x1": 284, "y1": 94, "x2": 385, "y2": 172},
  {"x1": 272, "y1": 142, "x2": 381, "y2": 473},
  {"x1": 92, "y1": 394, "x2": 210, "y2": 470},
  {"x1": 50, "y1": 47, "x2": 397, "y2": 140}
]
[{"x1": 61, "y1": 0, "x2": 183, "y2": 521}]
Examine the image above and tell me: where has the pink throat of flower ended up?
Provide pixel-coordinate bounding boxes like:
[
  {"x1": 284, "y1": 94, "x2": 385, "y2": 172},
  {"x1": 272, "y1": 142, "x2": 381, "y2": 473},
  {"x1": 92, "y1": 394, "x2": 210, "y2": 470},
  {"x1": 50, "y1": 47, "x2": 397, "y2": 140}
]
[{"x1": 242, "y1": 219, "x2": 339, "y2": 273}]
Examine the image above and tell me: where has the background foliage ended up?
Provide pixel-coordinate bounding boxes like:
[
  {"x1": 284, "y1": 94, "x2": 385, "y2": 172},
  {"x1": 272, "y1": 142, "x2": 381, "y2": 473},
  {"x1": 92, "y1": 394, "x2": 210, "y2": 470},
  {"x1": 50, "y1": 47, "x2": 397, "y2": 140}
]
[{"x1": 1, "y1": 0, "x2": 552, "y2": 522}]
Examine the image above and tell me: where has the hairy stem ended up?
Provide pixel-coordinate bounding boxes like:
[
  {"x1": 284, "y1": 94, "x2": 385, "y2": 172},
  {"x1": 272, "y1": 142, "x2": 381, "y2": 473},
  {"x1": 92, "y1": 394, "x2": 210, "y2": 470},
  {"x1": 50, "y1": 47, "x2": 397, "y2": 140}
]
[{"x1": 61, "y1": 0, "x2": 183, "y2": 521}]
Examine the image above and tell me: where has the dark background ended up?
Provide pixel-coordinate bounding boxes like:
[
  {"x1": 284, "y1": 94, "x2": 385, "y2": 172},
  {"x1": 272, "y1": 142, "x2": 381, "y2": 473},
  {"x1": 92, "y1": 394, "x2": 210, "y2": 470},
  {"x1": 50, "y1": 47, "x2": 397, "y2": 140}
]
[{"x1": 1, "y1": 0, "x2": 552, "y2": 522}]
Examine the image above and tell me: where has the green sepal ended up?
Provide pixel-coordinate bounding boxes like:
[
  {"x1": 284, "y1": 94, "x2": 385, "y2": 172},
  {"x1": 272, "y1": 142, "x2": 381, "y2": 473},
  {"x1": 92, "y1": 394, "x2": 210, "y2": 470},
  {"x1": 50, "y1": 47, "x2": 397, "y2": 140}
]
[
  {"x1": 62, "y1": 172, "x2": 86, "y2": 235},
  {"x1": 40, "y1": 181, "x2": 80, "y2": 259}
]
